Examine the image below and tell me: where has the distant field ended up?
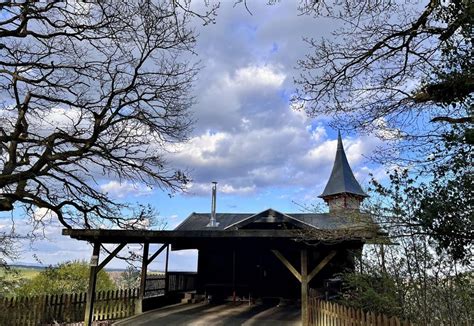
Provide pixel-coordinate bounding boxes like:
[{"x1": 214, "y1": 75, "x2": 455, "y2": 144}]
[
  {"x1": 1, "y1": 265, "x2": 164, "y2": 282},
  {"x1": 0, "y1": 266, "x2": 43, "y2": 281}
]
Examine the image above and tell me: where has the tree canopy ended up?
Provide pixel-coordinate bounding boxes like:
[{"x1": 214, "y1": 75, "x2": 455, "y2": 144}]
[
  {"x1": 295, "y1": 0, "x2": 472, "y2": 163},
  {"x1": 293, "y1": 0, "x2": 472, "y2": 263},
  {"x1": 15, "y1": 261, "x2": 115, "y2": 296},
  {"x1": 0, "y1": 1, "x2": 216, "y2": 228}
]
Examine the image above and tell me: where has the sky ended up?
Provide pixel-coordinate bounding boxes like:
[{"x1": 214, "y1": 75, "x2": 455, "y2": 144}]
[{"x1": 2, "y1": 1, "x2": 388, "y2": 271}]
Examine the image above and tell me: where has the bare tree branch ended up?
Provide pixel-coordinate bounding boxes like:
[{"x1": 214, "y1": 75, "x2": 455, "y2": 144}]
[{"x1": 0, "y1": 1, "x2": 217, "y2": 229}]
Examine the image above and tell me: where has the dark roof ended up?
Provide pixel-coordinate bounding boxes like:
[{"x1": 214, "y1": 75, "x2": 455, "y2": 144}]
[
  {"x1": 175, "y1": 213, "x2": 251, "y2": 231},
  {"x1": 319, "y1": 131, "x2": 367, "y2": 198},
  {"x1": 175, "y1": 208, "x2": 373, "y2": 231}
]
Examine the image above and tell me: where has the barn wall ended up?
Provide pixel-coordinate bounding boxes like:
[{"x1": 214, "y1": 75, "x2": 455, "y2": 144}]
[{"x1": 196, "y1": 242, "x2": 362, "y2": 299}]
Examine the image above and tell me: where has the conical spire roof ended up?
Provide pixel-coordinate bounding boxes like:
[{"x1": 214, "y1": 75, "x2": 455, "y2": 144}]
[{"x1": 319, "y1": 132, "x2": 368, "y2": 198}]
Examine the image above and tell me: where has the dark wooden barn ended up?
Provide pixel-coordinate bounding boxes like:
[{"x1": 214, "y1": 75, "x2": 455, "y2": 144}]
[
  {"x1": 173, "y1": 209, "x2": 374, "y2": 301},
  {"x1": 64, "y1": 132, "x2": 381, "y2": 325},
  {"x1": 167, "y1": 131, "x2": 381, "y2": 323}
]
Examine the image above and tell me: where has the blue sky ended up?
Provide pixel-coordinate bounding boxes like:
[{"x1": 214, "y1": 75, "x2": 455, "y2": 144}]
[{"x1": 2, "y1": 2, "x2": 388, "y2": 271}]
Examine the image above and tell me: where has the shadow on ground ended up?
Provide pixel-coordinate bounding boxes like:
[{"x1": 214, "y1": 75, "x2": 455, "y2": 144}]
[{"x1": 114, "y1": 302, "x2": 301, "y2": 326}]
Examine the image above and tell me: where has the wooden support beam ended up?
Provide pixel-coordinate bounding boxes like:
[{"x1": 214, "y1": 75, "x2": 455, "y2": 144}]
[
  {"x1": 307, "y1": 250, "x2": 337, "y2": 283},
  {"x1": 97, "y1": 243, "x2": 126, "y2": 271},
  {"x1": 271, "y1": 250, "x2": 301, "y2": 282},
  {"x1": 147, "y1": 243, "x2": 167, "y2": 265},
  {"x1": 84, "y1": 242, "x2": 100, "y2": 326},
  {"x1": 301, "y1": 249, "x2": 309, "y2": 326},
  {"x1": 232, "y1": 249, "x2": 236, "y2": 304},
  {"x1": 164, "y1": 245, "x2": 169, "y2": 294},
  {"x1": 136, "y1": 242, "x2": 149, "y2": 314}
]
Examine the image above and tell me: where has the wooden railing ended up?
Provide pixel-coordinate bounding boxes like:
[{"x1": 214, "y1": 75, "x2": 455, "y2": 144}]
[
  {"x1": 309, "y1": 298, "x2": 414, "y2": 326},
  {"x1": 144, "y1": 272, "x2": 197, "y2": 298},
  {"x1": 0, "y1": 288, "x2": 138, "y2": 326},
  {"x1": 144, "y1": 274, "x2": 166, "y2": 298},
  {"x1": 167, "y1": 272, "x2": 196, "y2": 293}
]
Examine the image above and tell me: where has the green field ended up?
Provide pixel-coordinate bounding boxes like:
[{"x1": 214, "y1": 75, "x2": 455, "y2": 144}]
[{"x1": 0, "y1": 266, "x2": 43, "y2": 281}]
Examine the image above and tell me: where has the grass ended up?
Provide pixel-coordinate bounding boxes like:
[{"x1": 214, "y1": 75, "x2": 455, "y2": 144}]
[{"x1": 0, "y1": 266, "x2": 42, "y2": 281}]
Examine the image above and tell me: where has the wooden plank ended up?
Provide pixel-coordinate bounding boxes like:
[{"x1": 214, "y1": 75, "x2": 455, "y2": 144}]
[
  {"x1": 69, "y1": 292, "x2": 76, "y2": 322},
  {"x1": 117, "y1": 289, "x2": 123, "y2": 319},
  {"x1": 52, "y1": 294, "x2": 59, "y2": 323},
  {"x1": 133, "y1": 288, "x2": 138, "y2": 314},
  {"x1": 120, "y1": 288, "x2": 125, "y2": 319},
  {"x1": 59, "y1": 293, "x2": 65, "y2": 323},
  {"x1": 271, "y1": 250, "x2": 301, "y2": 282},
  {"x1": 105, "y1": 290, "x2": 110, "y2": 320},
  {"x1": 128, "y1": 288, "x2": 133, "y2": 317},
  {"x1": 308, "y1": 250, "x2": 337, "y2": 283},
  {"x1": 75, "y1": 292, "x2": 82, "y2": 322},
  {"x1": 109, "y1": 290, "x2": 116, "y2": 320},
  {"x1": 63, "y1": 228, "x2": 368, "y2": 243}
]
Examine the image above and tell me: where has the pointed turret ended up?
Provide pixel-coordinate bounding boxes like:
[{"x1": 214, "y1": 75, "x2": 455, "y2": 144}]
[{"x1": 319, "y1": 131, "x2": 367, "y2": 212}]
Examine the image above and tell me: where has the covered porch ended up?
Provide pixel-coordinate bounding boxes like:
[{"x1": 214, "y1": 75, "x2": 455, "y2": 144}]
[{"x1": 62, "y1": 227, "x2": 372, "y2": 326}]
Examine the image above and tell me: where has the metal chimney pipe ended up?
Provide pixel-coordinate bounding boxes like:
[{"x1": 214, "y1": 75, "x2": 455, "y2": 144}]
[{"x1": 209, "y1": 182, "x2": 218, "y2": 227}]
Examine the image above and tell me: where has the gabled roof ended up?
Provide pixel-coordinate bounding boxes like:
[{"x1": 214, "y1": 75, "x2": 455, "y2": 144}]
[
  {"x1": 175, "y1": 208, "x2": 373, "y2": 232},
  {"x1": 224, "y1": 208, "x2": 313, "y2": 230},
  {"x1": 319, "y1": 131, "x2": 368, "y2": 198}
]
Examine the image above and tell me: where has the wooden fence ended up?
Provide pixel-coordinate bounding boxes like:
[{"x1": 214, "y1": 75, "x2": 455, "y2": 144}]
[
  {"x1": 309, "y1": 298, "x2": 414, "y2": 326},
  {"x1": 0, "y1": 288, "x2": 138, "y2": 326},
  {"x1": 144, "y1": 274, "x2": 166, "y2": 298},
  {"x1": 167, "y1": 272, "x2": 196, "y2": 293},
  {"x1": 144, "y1": 272, "x2": 197, "y2": 298}
]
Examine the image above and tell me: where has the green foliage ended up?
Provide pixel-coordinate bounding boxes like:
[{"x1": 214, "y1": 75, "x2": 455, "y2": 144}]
[
  {"x1": 340, "y1": 272, "x2": 403, "y2": 317},
  {"x1": 118, "y1": 265, "x2": 140, "y2": 289},
  {"x1": 413, "y1": 130, "x2": 473, "y2": 263},
  {"x1": 371, "y1": 127, "x2": 473, "y2": 265},
  {"x1": 348, "y1": 132, "x2": 473, "y2": 324},
  {"x1": 340, "y1": 258, "x2": 474, "y2": 325},
  {"x1": 14, "y1": 261, "x2": 115, "y2": 296}
]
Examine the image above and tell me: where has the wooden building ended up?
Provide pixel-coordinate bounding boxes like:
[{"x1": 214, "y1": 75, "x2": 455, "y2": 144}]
[
  {"x1": 64, "y1": 132, "x2": 381, "y2": 325},
  {"x1": 173, "y1": 131, "x2": 377, "y2": 302}
]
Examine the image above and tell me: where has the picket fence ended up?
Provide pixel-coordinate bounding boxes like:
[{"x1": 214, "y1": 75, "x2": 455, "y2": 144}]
[
  {"x1": 309, "y1": 298, "x2": 414, "y2": 326},
  {"x1": 0, "y1": 288, "x2": 138, "y2": 326}
]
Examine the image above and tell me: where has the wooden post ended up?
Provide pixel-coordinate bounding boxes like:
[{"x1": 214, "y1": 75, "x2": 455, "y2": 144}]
[
  {"x1": 232, "y1": 249, "x2": 236, "y2": 303},
  {"x1": 84, "y1": 242, "x2": 100, "y2": 326},
  {"x1": 164, "y1": 244, "x2": 169, "y2": 294},
  {"x1": 301, "y1": 249, "x2": 309, "y2": 326},
  {"x1": 136, "y1": 242, "x2": 149, "y2": 314}
]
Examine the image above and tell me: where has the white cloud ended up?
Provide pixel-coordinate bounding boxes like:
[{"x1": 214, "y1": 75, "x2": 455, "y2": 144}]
[
  {"x1": 100, "y1": 181, "x2": 153, "y2": 199},
  {"x1": 186, "y1": 182, "x2": 256, "y2": 196},
  {"x1": 232, "y1": 65, "x2": 286, "y2": 89},
  {"x1": 372, "y1": 118, "x2": 404, "y2": 140},
  {"x1": 32, "y1": 207, "x2": 57, "y2": 223}
]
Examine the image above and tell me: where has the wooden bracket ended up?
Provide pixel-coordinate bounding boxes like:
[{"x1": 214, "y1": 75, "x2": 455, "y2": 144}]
[
  {"x1": 97, "y1": 243, "x2": 126, "y2": 272},
  {"x1": 147, "y1": 243, "x2": 168, "y2": 265},
  {"x1": 271, "y1": 249, "x2": 301, "y2": 282},
  {"x1": 307, "y1": 250, "x2": 337, "y2": 283}
]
